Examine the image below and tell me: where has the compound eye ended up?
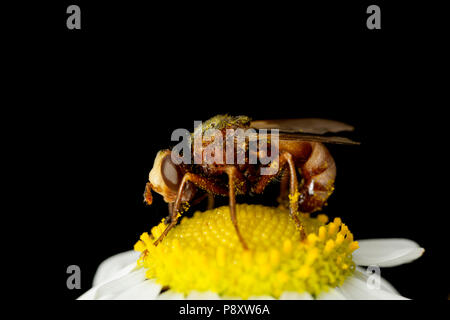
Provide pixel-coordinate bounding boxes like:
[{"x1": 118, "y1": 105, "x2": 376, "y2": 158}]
[{"x1": 161, "y1": 155, "x2": 182, "y2": 192}]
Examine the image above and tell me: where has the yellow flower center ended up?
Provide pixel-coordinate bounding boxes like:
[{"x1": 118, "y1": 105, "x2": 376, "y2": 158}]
[{"x1": 134, "y1": 204, "x2": 358, "y2": 299}]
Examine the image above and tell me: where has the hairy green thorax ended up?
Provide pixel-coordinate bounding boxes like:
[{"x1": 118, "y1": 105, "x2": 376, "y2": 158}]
[{"x1": 192, "y1": 114, "x2": 252, "y2": 138}]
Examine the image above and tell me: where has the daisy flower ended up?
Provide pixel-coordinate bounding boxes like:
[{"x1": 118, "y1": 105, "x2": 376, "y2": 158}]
[{"x1": 78, "y1": 204, "x2": 424, "y2": 300}]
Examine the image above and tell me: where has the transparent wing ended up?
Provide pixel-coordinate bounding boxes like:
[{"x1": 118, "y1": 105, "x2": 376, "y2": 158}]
[
  {"x1": 251, "y1": 118, "x2": 355, "y2": 135},
  {"x1": 277, "y1": 133, "x2": 360, "y2": 145}
]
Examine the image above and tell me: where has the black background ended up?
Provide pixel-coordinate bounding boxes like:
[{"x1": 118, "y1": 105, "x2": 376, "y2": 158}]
[{"x1": 16, "y1": 0, "x2": 448, "y2": 307}]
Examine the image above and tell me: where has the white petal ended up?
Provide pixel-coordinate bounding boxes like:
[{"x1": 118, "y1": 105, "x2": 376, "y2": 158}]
[
  {"x1": 77, "y1": 262, "x2": 139, "y2": 300},
  {"x1": 279, "y1": 292, "x2": 313, "y2": 300},
  {"x1": 93, "y1": 251, "x2": 141, "y2": 286},
  {"x1": 156, "y1": 290, "x2": 185, "y2": 300},
  {"x1": 316, "y1": 288, "x2": 347, "y2": 300},
  {"x1": 77, "y1": 287, "x2": 97, "y2": 300},
  {"x1": 113, "y1": 279, "x2": 162, "y2": 300},
  {"x1": 354, "y1": 267, "x2": 399, "y2": 295},
  {"x1": 94, "y1": 268, "x2": 147, "y2": 299},
  {"x1": 353, "y1": 238, "x2": 424, "y2": 267},
  {"x1": 339, "y1": 275, "x2": 408, "y2": 300},
  {"x1": 186, "y1": 290, "x2": 222, "y2": 300}
]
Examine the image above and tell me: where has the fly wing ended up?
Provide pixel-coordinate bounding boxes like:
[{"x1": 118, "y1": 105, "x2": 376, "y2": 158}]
[
  {"x1": 277, "y1": 133, "x2": 360, "y2": 145},
  {"x1": 251, "y1": 118, "x2": 355, "y2": 134}
]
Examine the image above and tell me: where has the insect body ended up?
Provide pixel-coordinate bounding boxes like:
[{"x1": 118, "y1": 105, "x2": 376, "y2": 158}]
[{"x1": 144, "y1": 115, "x2": 358, "y2": 249}]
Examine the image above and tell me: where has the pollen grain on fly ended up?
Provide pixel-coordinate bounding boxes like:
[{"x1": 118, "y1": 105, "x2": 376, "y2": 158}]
[{"x1": 134, "y1": 204, "x2": 358, "y2": 299}]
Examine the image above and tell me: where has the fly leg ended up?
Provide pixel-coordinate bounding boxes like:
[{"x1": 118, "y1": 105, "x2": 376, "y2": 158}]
[
  {"x1": 225, "y1": 166, "x2": 249, "y2": 250},
  {"x1": 164, "y1": 202, "x2": 174, "y2": 225},
  {"x1": 252, "y1": 152, "x2": 306, "y2": 240},
  {"x1": 207, "y1": 193, "x2": 215, "y2": 210},
  {"x1": 277, "y1": 171, "x2": 290, "y2": 209},
  {"x1": 166, "y1": 192, "x2": 212, "y2": 225},
  {"x1": 189, "y1": 192, "x2": 214, "y2": 209},
  {"x1": 153, "y1": 173, "x2": 228, "y2": 246},
  {"x1": 282, "y1": 152, "x2": 307, "y2": 240}
]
